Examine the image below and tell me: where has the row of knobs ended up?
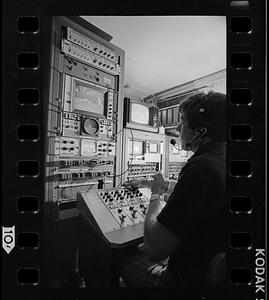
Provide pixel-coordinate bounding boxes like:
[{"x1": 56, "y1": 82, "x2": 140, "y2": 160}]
[
  {"x1": 118, "y1": 204, "x2": 147, "y2": 223},
  {"x1": 100, "y1": 190, "x2": 147, "y2": 222}
]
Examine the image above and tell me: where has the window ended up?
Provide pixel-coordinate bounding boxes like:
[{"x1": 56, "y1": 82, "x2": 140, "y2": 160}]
[
  {"x1": 161, "y1": 110, "x2": 167, "y2": 125},
  {"x1": 167, "y1": 108, "x2": 173, "y2": 124},
  {"x1": 173, "y1": 107, "x2": 178, "y2": 124}
]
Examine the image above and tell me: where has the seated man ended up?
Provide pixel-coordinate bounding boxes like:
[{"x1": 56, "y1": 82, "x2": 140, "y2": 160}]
[{"x1": 120, "y1": 91, "x2": 226, "y2": 289}]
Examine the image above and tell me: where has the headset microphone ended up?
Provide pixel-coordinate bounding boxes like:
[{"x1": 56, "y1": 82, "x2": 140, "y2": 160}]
[
  {"x1": 185, "y1": 127, "x2": 207, "y2": 148},
  {"x1": 170, "y1": 139, "x2": 177, "y2": 146}
]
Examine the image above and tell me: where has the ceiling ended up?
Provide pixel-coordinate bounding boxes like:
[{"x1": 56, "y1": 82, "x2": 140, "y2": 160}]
[{"x1": 81, "y1": 16, "x2": 226, "y2": 100}]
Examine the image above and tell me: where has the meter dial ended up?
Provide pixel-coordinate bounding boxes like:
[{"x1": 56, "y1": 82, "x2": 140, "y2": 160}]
[{"x1": 83, "y1": 118, "x2": 99, "y2": 135}]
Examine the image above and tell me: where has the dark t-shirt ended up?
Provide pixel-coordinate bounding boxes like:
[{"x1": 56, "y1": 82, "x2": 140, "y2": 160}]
[{"x1": 156, "y1": 142, "x2": 226, "y2": 288}]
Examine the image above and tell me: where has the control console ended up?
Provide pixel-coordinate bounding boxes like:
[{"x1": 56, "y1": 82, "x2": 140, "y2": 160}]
[{"x1": 77, "y1": 187, "x2": 152, "y2": 247}]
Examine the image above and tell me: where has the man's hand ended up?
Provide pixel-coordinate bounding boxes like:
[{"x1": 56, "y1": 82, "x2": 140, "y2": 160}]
[
  {"x1": 151, "y1": 172, "x2": 170, "y2": 195},
  {"x1": 122, "y1": 178, "x2": 151, "y2": 189}
]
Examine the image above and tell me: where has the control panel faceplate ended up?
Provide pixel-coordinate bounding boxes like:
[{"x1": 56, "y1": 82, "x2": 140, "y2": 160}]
[{"x1": 78, "y1": 187, "x2": 152, "y2": 242}]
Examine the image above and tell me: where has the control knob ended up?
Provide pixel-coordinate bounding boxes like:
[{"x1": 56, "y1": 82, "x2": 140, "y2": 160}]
[
  {"x1": 119, "y1": 214, "x2": 127, "y2": 223},
  {"x1": 142, "y1": 207, "x2": 147, "y2": 215},
  {"x1": 131, "y1": 209, "x2": 138, "y2": 218}
]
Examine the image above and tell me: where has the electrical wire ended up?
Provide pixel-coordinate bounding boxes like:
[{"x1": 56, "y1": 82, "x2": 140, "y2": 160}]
[{"x1": 105, "y1": 128, "x2": 134, "y2": 182}]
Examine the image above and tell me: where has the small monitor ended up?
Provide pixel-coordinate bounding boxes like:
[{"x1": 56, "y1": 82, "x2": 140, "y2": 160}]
[
  {"x1": 81, "y1": 139, "x2": 97, "y2": 156},
  {"x1": 129, "y1": 140, "x2": 144, "y2": 155},
  {"x1": 123, "y1": 98, "x2": 159, "y2": 133},
  {"x1": 149, "y1": 142, "x2": 158, "y2": 153},
  {"x1": 131, "y1": 103, "x2": 149, "y2": 125}
]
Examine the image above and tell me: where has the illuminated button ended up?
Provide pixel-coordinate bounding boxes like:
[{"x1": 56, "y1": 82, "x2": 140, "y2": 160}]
[
  {"x1": 140, "y1": 203, "x2": 144, "y2": 208},
  {"x1": 129, "y1": 205, "x2": 134, "y2": 210},
  {"x1": 118, "y1": 208, "x2": 122, "y2": 213}
]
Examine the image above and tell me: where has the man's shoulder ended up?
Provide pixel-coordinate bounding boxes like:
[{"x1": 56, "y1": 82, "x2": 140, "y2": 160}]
[{"x1": 188, "y1": 149, "x2": 225, "y2": 168}]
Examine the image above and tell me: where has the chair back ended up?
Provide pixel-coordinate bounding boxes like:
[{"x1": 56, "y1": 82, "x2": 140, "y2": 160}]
[{"x1": 204, "y1": 252, "x2": 226, "y2": 288}]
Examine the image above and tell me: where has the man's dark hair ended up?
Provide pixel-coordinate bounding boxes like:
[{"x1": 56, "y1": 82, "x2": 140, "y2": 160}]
[{"x1": 178, "y1": 91, "x2": 226, "y2": 142}]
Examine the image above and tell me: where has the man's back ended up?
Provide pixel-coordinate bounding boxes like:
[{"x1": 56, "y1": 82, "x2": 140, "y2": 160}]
[{"x1": 156, "y1": 142, "x2": 226, "y2": 288}]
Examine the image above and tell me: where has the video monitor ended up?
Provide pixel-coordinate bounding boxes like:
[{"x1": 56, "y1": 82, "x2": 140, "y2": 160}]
[
  {"x1": 149, "y1": 142, "x2": 158, "y2": 153},
  {"x1": 72, "y1": 78, "x2": 106, "y2": 116},
  {"x1": 131, "y1": 103, "x2": 149, "y2": 125},
  {"x1": 129, "y1": 140, "x2": 144, "y2": 155}
]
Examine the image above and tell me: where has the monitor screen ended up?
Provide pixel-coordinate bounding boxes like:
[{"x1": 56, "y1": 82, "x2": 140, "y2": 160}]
[
  {"x1": 149, "y1": 142, "x2": 158, "y2": 153},
  {"x1": 72, "y1": 79, "x2": 105, "y2": 115},
  {"x1": 131, "y1": 103, "x2": 149, "y2": 124},
  {"x1": 129, "y1": 140, "x2": 144, "y2": 155},
  {"x1": 81, "y1": 139, "x2": 97, "y2": 156}
]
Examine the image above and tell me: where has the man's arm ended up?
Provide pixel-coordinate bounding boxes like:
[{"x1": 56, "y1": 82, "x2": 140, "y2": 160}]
[
  {"x1": 143, "y1": 196, "x2": 180, "y2": 262},
  {"x1": 164, "y1": 180, "x2": 177, "y2": 197}
]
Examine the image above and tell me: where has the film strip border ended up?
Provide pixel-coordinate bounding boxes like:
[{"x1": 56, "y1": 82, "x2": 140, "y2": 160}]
[
  {"x1": 227, "y1": 2, "x2": 266, "y2": 300},
  {"x1": 2, "y1": 1, "x2": 266, "y2": 299},
  {"x1": 3, "y1": 13, "x2": 43, "y2": 295}
]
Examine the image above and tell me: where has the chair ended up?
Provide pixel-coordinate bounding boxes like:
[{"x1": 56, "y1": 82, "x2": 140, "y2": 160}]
[
  {"x1": 204, "y1": 252, "x2": 226, "y2": 288},
  {"x1": 200, "y1": 253, "x2": 226, "y2": 299}
]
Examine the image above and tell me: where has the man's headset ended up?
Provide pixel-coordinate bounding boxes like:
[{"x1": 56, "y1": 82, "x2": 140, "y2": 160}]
[{"x1": 170, "y1": 95, "x2": 208, "y2": 150}]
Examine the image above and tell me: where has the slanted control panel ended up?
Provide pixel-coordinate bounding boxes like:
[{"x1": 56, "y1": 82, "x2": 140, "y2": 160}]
[{"x1": 78, "y1": 187, "x2": 155, "y2": 246}]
